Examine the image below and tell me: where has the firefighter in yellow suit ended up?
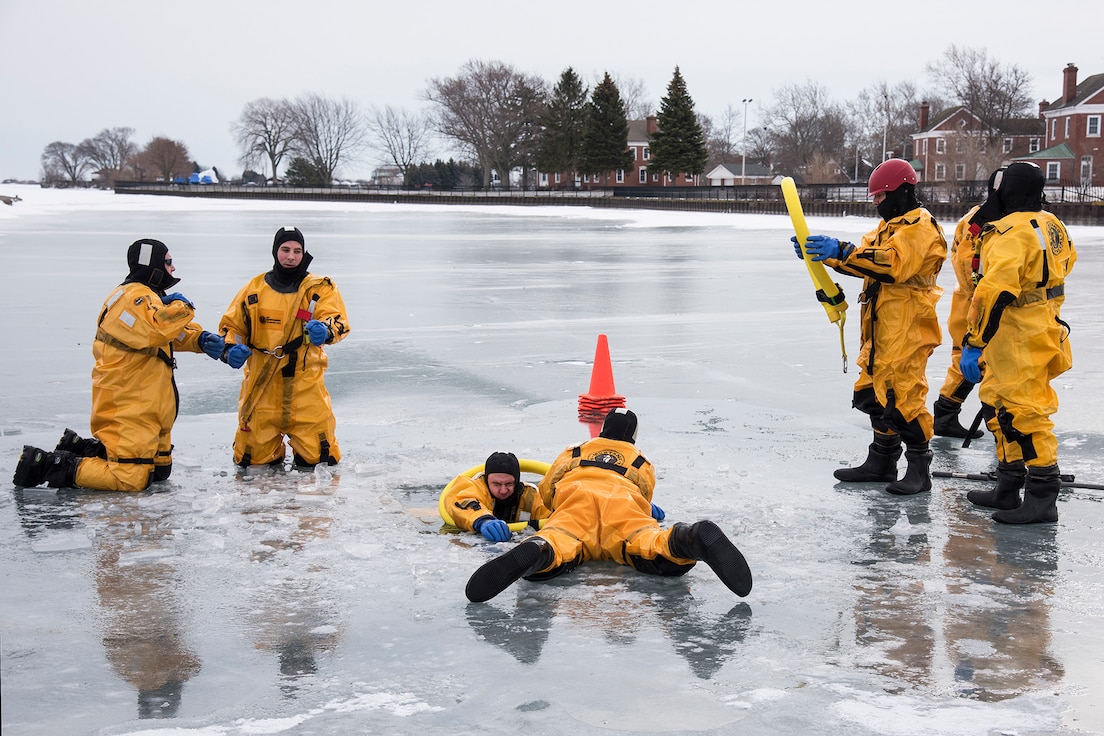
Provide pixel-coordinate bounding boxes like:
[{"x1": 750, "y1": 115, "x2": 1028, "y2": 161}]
[
  {"x1": 218, "y1": 227, "x2": 350, "y2": 470},
  {"x1": 465, "y1": 409, "x2": 752, "y2": 602},
  {"x1": 13, "y1": 239, "x2": 229, "y2": 491},
  {"x1": 960, "y1": 163, "x2": 1076, "y2": 524},
  {"x1": 933, "y1": 204, "x2": 986, "y2": 439},
  {"x1": 798, "y1": 159, "x2": 947, "y2": 495},
  {"x1": 444, "y1": 452, "x2": 551, "y2": 541}
]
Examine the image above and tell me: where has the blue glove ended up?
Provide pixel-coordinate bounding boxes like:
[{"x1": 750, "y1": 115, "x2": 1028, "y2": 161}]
[
  {"x1": 791, "y1": 235, "x2": 805, "y2": 259},
  {"x1": 960, "y1": 344, "x2": 984, "y2": 384},
  {"x1": 305, "y1": 319, "x2": 329, "y2": 346},
  {"x1": 162, "y1": 292, "x2": 194, "y2": 309},
  {"x1": 473, "y1": 516, "x2": 511, "y2": 543},
  {"x1": 803, "y1": 235, "x2": 854, "y2": 262},
  {"x1": 650, "y1": 503, "x2": 665, "y2": 521},
  {"x1": 224, "y1": 343, "x2": 251, "y2": 369},
  {"x1": 199, "y1": 331, "x2": 225, "y2": 360}
]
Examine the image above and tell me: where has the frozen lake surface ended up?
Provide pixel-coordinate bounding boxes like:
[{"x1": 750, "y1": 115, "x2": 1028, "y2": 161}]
[{"x1": 2, "y1": 184, "x2": 1103, "y2": 735}]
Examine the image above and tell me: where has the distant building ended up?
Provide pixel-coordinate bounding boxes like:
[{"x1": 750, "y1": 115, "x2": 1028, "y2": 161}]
[
  {"x1": 704, "y1": 162, "x2": 773, "y2": 186},
  {"x1": 1019, "y1": 63, "x2": 1103, "y2": 187},
  {"x1": 911, "y1": 104, "x2": 1043, "y2": 184},
  {"x1": 372, "y1": 166, "x2": 404, "y2": 187}
]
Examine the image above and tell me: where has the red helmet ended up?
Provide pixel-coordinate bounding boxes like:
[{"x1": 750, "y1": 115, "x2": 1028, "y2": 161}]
[{"x1": 868, "y1": 159, "x2": 918, "y2": 194}]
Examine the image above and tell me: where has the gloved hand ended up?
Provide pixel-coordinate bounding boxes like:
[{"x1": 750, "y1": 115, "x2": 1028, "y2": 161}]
[
  {"x1": 960, "y1": 344, "x2": 984, "y2": 384},
  {"x1": 305, "y1": 319, "x2": 329, "y2": 346},
  {"x1": 650, "y1": 503, "x2": 665, "y2": 522},
  {"x1": 224, "y1": 343, "x2": 252, "y2": 369},
  {"x1": 473, "y1": 516, "x2": 511, "y2": 543},
  {"x1": 791, "y1": 235, "x2": 805, "y2": 260},
  {"x1": 803, "y1": 235, "x2": 854, "y2": 262},
  {"x1": 198, "y1": 331, "x2": 226, "y2": 360},
  {"x1": 162, "y1": 292, "x2": 194, "y2": 309}
]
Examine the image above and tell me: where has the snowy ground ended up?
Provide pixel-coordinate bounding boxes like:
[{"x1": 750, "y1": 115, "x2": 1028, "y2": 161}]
[{"x1": 2, "y1": 184, "x2": 1102, "y2": 735}]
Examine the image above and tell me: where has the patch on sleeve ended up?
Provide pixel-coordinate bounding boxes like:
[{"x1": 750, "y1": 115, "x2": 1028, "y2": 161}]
[
  {"x1": 119, "y1": 310, "x2": 136, "y2": 329},
  {"x1": 456, "y1": 500, "x2": 483, "y2": 511}
]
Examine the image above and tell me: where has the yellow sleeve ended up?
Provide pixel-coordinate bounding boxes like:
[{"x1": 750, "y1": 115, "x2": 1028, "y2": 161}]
[{"x1": 443, "y1": 475, "x2": 494, "y2": 532}]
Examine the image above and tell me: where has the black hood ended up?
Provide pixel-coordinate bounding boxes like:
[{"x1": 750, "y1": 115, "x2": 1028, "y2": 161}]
[
  {"x1": 125, "y1": 238, "x2": 179, "y2": 291},
  {"x1": 998, "y1": 162, "x2": 1045, "y2": 214},
  {"x1": 876, "y1": 184, "x2": 921, "y2": 222},
  {"x1": 269, "y1": 227, "x2": 313, "y2": 288}
]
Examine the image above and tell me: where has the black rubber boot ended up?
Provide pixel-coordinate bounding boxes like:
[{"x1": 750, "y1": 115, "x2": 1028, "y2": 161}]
[
  {"x1": 933, "y1": 396, "x2": 983, "y2": 439},
  {"x1": 967, "y1": 460, "x2": 1026, "y2": 510},
  {"x1": 993, "y1": 465, "x2": 1060, "y2": 524},
  {"x1": 13, "y1": 446, "x2": 79, "y2": 489},
  {"x1": 668, "y1": 521, "x2": 753, "y2": 597},
  {"x1": 55, "y1": 428, "x2": 106, "y2": 458},
  {"x1": 834, "y1": 432, "x2": 901, "y2": 482},
  {"x1": 885, "y1": 443, "x2": 933, "y2": 495},
  {"x1": 466, "y1": 537, "x2": 555, "y2": 603}
]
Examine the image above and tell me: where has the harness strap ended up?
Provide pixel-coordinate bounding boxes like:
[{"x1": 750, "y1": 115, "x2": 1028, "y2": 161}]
[{"x1": 95, "y1": 328, "x2": 176, "y2": 369}]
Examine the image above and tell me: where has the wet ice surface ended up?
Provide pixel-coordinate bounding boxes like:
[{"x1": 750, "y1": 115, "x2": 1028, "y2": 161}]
[{"x1": 1, "y1": 185, "x2": 1103, "y2": 735}]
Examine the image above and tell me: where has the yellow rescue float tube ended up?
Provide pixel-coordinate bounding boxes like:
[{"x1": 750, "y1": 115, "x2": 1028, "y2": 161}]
[{"x1": 439, "y1": 459, "x2": 551, "y2": 532}]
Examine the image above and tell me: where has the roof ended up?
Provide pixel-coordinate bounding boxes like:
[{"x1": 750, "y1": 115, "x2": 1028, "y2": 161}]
[
  {"x1": 1045, "y1": 72, "x2": 1104, "y2": 111},
  {"x1": 706, "y1": 162, "x2": 773, "y2": 178},
  {"x1": 1015, "y1": 142, "x2": 1076, "y2": 161}
]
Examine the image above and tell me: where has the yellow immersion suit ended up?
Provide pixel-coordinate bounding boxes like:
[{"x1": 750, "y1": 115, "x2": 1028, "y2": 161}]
[
  {"x1": 530, "y1": 437, "x2": 695, "y2": 575},
  {"x1": 966, "y1": 211, "x2": 1075, "y2": 467},
  {"x1": 75, "y1": 283, "x2": 207, "y2": 491},
  {"x1": 219, "y1": 273, "x2": 349, "y2": 467},
  {"x1": 822, "y1": 207, "x2": 947, "y2": 443},
  {"x1": 937, "y1": 206, "x2": 981, "y2": 401},
  {"x1": 443, "y1": 474, "x2": 551, "y2": 531}
]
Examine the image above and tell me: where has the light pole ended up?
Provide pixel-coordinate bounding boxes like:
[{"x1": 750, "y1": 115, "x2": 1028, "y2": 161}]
[
  {"x1": 882, "y1": 92, "x2": 890, "y2": 162},
  {"x1": 741, "y1": 98, "x2": 753, "y2": 182}
]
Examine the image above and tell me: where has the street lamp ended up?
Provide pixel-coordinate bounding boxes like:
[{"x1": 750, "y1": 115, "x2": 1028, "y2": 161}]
[
  {"x1": 741, "y1": 98, "x2": 753, "y2": 182},
  {"x1": 882, "y1": 92, "x2": 890, "y2": 162}
]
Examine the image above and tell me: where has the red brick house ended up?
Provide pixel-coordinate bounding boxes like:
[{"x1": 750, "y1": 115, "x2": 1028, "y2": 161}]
[
  {"x1": 537, "y1": 116, "x2": 700, "y2": 188},
  {"x1": 911, "y1": 104, "x2": 1044, "y2": 185},
  {"x1": 1018, "y1": 63, "x2": 1103, "y2": 187}
]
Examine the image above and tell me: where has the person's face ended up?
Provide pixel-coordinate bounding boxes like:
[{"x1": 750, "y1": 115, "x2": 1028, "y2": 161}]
[
  {"x1": 164, "y1": 251, "x2": 175, "y2": 276},
  {"x1": 277, "y1": 242, "x2": 304, "y2": 268},
  {"x1": 486, "y1": 472, "x2": 516, "y2": 500},
  {"x1": 872, "y1": 191, "x2": 887, "y2": 207}
]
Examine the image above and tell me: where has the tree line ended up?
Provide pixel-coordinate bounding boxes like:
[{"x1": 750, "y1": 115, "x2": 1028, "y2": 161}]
[{"x1": 40, "y1": 45, "x2": 1035, "y2": 189}]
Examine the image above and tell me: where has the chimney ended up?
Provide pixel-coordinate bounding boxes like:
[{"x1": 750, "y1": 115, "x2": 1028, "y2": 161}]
[
  {"x1": 646, "y1": 115, "x2": 658, "y2": 135},
  {"x1": 1038, "y1": 99, "x2": 1048, "y2": 119},
  {"x1": 1063, "y1": 63, "x2": 1079, "y2": 103},
  {"x1": 919, "y1": 101, "x2": 929, "y2": 130}
]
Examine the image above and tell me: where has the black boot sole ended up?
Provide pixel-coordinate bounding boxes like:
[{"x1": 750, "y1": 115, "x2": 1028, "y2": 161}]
[
  {"x1": 694, "y1": 521, "x2": 753, "y2": 597},
  {"x1": 466, "y1": 541, "x2": 547, "y2": 603}
]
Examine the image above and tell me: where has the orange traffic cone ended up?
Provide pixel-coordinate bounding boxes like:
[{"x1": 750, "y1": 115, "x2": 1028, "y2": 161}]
[{"x1": 578, "y1": 334, "x2": 626, "y2": 424}]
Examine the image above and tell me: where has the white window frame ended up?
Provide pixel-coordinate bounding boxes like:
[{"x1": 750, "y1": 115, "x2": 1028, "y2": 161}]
[
  {"x1": 1065, "y1": 117, "x2": 1071, "y2": 138},
  {"x1": 1046, "y1": 162, "x2": 1061, "y2": 181},
  {"x1": 934, "y1": 163, "x2": 946, "y2": 181},
  {"x1": 616, "y1": 169, "x2": 624, "y2": 183},
  {"x1": 1029, "y1": 137, "x2": 1040, "y2": 153},
  {"x1": 1088, "y1": 115, "x2": 1101, "y2": 137},
  {"x1": 1081, "y1": 155, "x2": 1093, "y2": 184},
  {"x1": 642, "y1": 147, "x2": 650, "y2": 161},
  {"x1": 935, "y1": 138, "x2": 946, "y2": 154},
  {"x1": 639, "y1": 168, "x2": 647, "y2": 183},
  {"x1": 1002, "y1": 137, "x2": 1013, "y2": 153},
  {"x1": 540, "y1": 172, "x2": 549, "y2": 185},
  {"x1": 954, "y1": 163, "x2": 966, "y2": 180}
]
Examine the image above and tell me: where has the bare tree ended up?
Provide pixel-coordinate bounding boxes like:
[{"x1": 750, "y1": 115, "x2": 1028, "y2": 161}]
[
  {"x1": 232, "y1": 97, "x2": 297, "y2": 182},
  {"x1": 365, "y1": 105, "x2": 434, "y2": 179},
  {"x1": 765, "y1": 81, "x2": 848, "y2": 178},
  {"x1": 424, "y1": 59, "x2": 547, "y2": 189},
  {"x1": 40, "y1": 141, "x2": 93, "y2": 184},
  {"x1": 926, "y1": 45, "x2": 1033, "y2": 140},
  {"x1": 133, "y1": 137, "x2": 191, "y2": 182},
  {"x1": 611, "y1": 73, "x2": 653, "y2": 120},
  {"x1": 289, "y1": 93, "x2": 367, "y2": 184},
  {"x1": 701, "y1": 104, "x2": 742, "y2": 171},
  {"x1": 78, "y1": 127, "x2": 137, "y2": 185}
]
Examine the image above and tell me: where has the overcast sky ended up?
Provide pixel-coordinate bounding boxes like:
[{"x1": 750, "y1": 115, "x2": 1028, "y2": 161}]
[{"x1": 2, "y1": 0, "x2": 1101, "y2": 182}]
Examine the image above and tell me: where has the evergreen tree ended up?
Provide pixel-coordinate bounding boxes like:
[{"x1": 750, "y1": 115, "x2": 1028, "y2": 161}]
[
  {"x1": 580, "y1": 73, "x2": 634, "y2": 186},
  {"x1": 648, "y1": 66, "x2": 708, "y2": 181},
  {"x1": 535, "y1": 67, "x2": 589, "y2": 186},
  {"x1": 285, "y1": 156, "x2": 326, "y2": 186}
]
